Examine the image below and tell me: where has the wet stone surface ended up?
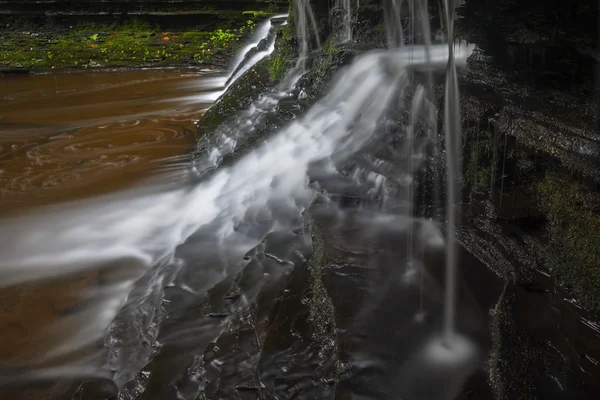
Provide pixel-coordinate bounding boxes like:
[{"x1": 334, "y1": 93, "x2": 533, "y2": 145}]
[{"x1": 305, "y1": 194, "x2": 504, "y2": 400}]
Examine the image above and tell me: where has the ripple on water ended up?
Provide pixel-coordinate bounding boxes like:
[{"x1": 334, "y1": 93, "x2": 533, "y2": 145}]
[
  {"x1": 0, "y1": 122, "x2": 191, "y2": 206},
  {"x1": 0, "y1": 70, "x2": 223, "y2": 395},
  {"x1": 0, "y1": 69, "x2": 220, "y2": 211}
]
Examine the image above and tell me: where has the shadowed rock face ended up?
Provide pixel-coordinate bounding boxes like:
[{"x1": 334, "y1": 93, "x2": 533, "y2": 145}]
[
  {"x1": 454, "y1": 0, "x2": 600, "y2": 315},
  {"x1": 304, "y1": 199, "x2": 503, "y2": 400},
  {"x1": 446, "y1": 1, "x2": 600, "y2": 398},
  {"x1": 194, "y1": 1, "x2": 600, "y2": 398},
  {"x1": 457, "y1": 0, "x2": 598, "y2": 63},
  {"x1": 0, "y1": 0, "x2": 290, "y2": 30},
  {"x1": 0, "y1": 0, "x2": 290, "y2": 14}
]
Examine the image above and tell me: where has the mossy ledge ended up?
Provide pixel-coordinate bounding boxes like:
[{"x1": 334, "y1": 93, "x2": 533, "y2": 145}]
[{"x1": 0, "y1": 13, "x2": 277, "y2": 72}]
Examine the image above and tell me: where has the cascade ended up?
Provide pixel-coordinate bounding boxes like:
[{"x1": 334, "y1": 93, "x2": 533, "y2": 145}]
[{"x1": 0, "y1": 1, "x2": 483, "y2": 398}]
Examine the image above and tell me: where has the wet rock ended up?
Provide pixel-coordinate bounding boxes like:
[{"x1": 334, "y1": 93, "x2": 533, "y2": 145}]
[
  {"x1": 304, "y1": 194, "x2": 503, "y2": 399},
  {"x1": 114, "y1": 229, "x2": 318, "y2": 400},
  {"x1": 197, "y1": 57, "x2": 275, "y2": 139},
  {"x1": 450, "y1": 0, "x2": 600, "y2": 317},
  {"x1": 489, "y1": 281, "x2": 600, "y2": 399},
  {"x1": 225, "y1": 17, "x2": 287, "y2": 87}
]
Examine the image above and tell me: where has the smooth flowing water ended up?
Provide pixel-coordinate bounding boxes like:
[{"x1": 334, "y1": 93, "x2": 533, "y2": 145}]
[
  {"x1": 0, "y1": 69, "x2": 227, "y2": 213},
  {"x1": 0, "y1": 17, "x2": 288, "y2": 395},
  {"x1": 0, "y1": 68, "x2": 229, "y2": 372},
  {"x1": 1, "y1": 2, "x2": 598, "y2": 399},
  {"x1": 0, "y1": 2, "x2": 477, "y2": 397}
]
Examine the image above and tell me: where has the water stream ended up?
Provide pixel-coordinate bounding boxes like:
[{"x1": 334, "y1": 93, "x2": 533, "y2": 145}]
[
  {"x1": 0, "y1": 0, "x2": 480, "y2": 395},
  {"x1": 1, "y1": 1, "x2": 599, "y2": 399},
  {"x1": 334, "y1": 0, "x2": 352, "y2": 43}
]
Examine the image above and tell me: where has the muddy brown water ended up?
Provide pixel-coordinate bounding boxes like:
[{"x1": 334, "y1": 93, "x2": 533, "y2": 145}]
[
  {"x1": 0, "y1": 68, "x2": 226, "y2": 397},
  {"x1": 0, "y1": 69, "x2": 225, "y2": 213}
]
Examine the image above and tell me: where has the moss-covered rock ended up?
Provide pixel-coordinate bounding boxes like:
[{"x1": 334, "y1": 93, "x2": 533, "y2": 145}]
[
  {"x1": 268, "y1": 21, "x2": 297, "y2": 82},
  {"x1": 538, "y1": 174, "x2": 600, "y2": 312},
  {"x1": 0, "y1": 18, "x2": 260, "y2": 72}
]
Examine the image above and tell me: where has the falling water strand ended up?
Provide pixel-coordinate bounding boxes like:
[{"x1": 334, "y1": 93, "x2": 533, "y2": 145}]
[
  {"x1": 194, "y1": 0, "x2": 320, "y2": 178},
  {"x1": 335, "y1": 0, "x2": 352, "y2": 43},
  {"x1": 499, "y1": 132, "x2": 508, "y2": 211},
  {"x1": 442, "y1": 0, "x2": 462, "y2": 344},
  {"x1": 417, "y1": 0, "x2": 437, "y2": 314},
  {"x1": 406, "y1": 85, "x2": 427, "y2": 276},
  {"x1": 385, "y1": 0, "x2": 404, "y2": 48},
  {"x1": 295, "y1": 0, "x2": 321, "y2": 60},
  {"x1": 489, "y1": 121, "x2": 498, "y2": 201},
  {"x1": 225, "y1": 14, "x2": 289, "y2": 88}
]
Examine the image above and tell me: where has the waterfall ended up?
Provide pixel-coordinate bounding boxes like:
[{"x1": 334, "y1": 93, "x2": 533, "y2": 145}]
[
  {"x1": 441, "y1": 0, "x2": 462, "y2": 343},
  {"x1": 228, "y1": 17, "x2": 274, "y2": 76},
  {"x1": 225, "y1": 14, "x2": 289, "y2": 88},
  {"x1": 194, "y1": 0, "x2": 322, "y2": 180},
  {"x1": 335, "y1": 0, "x2": 352, "y2": 43},
  {"x1": 0, "y1": 1, "x2": 481, "y2": 397}
]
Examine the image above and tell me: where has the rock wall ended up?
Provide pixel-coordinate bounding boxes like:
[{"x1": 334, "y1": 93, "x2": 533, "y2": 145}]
[
  {"x1": 0, "y1": 0, "x2": 289, "y2": 30},
  {"x1": 455, "y1": 0, "x2": 600, "y2": 313},
  {"x1": 197, "y1": 0, "x2": 600, "y2": 398},
  {"x1": 0, "y1": 0, "x2": 288, "y2": 13}
]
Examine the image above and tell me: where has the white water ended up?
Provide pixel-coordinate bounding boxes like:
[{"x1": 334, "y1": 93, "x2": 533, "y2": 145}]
[
  {"x1": 225, "y1": 14, "x2": 289, "y2": 88},
  {"x1": 0, "y1": 0, "x2": 478, "y2": 395},
  {"x1": 228, "y1": 17, "x2": 276, "y2": 75}
]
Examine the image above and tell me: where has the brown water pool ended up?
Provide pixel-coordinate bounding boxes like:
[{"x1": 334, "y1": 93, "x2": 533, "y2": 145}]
[
  {"x1": 0, "y1": 68, "x2": 226, "y2": 394},
  {"x1": 0, "y1": 68, "x2": 225, "y2": 213}
]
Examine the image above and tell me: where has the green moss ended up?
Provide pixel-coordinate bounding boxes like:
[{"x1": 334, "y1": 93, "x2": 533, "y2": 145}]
[
  {"x1": 242, "y1": 10, "x2": 276, "y2": 19},
  {"x1": 267, "y1": 22, "x2": 296, "y2": 82},
  {"x1": 0, "y1": 18, "x2": 252, "y2": 71},
  {"x1": 305, "y1": 214, "x2": 337, "y2": 357},
  {"x1": 538, "y1": 174, "x2": 600, "y2": 312},
  {"x1": 268, "y1": 53, "x2": 288, "y2": 81}
]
